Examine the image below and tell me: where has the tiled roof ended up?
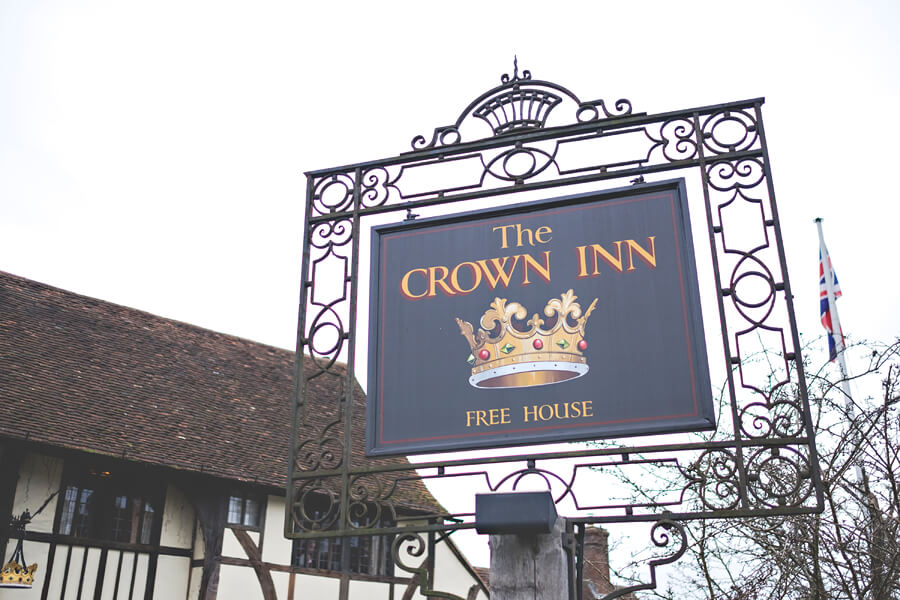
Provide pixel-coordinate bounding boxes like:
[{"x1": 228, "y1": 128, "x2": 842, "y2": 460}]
[
  {"x1": 0, "y1": 271, "x2": 442, "y2": 514},
  {"x1": 473, "y1": 567, "x2": 490, "y2": 589}
]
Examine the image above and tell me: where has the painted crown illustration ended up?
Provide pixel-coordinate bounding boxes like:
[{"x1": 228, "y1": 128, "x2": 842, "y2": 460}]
[{"x1": 456, "y1": 289, "x2": 598, "y2": 389}]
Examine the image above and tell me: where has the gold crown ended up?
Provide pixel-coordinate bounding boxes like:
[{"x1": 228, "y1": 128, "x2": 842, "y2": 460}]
[
  {"x1": 456, "y1": 289, "x2": 597, "y2": 389},
  {"x1": 0, "y1": 560, "x2": 37, "y2": 589}
]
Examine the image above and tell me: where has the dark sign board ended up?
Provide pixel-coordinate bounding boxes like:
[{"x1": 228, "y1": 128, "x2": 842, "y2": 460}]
[{"x1": 366, "y1": 179, "x2": 714, "y2": 456}]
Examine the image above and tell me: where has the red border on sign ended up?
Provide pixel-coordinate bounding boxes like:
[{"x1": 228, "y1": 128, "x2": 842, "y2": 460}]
[{"x1": 376, "y1": 189, "x2": 702, "y2": 447}]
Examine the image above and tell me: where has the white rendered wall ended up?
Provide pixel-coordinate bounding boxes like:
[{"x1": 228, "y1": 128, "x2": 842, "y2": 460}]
[
  {"x1": 291, "y1": 572, "x2": 340, "y2": 599},
  {"x1": 348, "y1": 578, "x2": 396, "y2": 599},
  {"x1": 160, "y1": 485, "x2": 194, "y2": 549},
  {"x1": 254, "y1": 496, "x2": 487, "y2": 600},
  {"x1": 95, "y1": 549, "x2": 151, "y2": 600},
  {"x1": 270, "y1": 571, "x2": 290, "y2": 600},
  {"x1": 5, "y1": 454, "x2": 198, "y2": 600},
  {"x1": 221, "y1": 528, "x2": 259, "y2": 559},
  {"x1": 192, "y1": 522, "x2": 205, "y2": 560},
  {"x1": 261, "y1": 494, "x2": 291, "y2": 564},
  {"x1": 3, "y1": 457, "x2": 487, "y2": 600},
  {"x1": 153, "y1": 555, "x2": 190, "y2": 600},
  {"x1": 431, "y1": 536, "x2": 488, "y2": 600},
  {"x1": 221, "y1": 529, "x2": 243, "y2": 559},
  {"x1": 217, "y1": 564, "x2": 264, "y2": 600},
  {"x1": 187, "y1": 566, "x2": 203, "y2": 600},
  {"x1": 131, "y1": 553, "x2": 150, "y2": 600},
  {"x1": 3, "y1": 454, "x2": 59, "y2": 600},
  {"x1": 11, "y1": 453, "x2": 63, "y2": 533}
]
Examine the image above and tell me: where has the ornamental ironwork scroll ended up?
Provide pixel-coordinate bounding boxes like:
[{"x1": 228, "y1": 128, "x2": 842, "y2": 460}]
[{"x1": 286, "y1": 62, "x2": 824, "y2": 598}]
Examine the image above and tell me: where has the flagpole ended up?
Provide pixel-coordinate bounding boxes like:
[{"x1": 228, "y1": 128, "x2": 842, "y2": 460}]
[
  {"x1": 815, "y1": 217, "x2": 861, "y2": 482},
  {"x1": 815, "y1": 219, "x2": 851, "y2": 379}
]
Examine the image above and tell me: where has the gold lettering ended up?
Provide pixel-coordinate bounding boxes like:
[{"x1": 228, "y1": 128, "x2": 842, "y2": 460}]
[
  {"x1": 575, "y1": 242, "x2": 622, "y2": 277},
  {"x1": 492, "y1": 225, "x2": 516, "y2": 249},
  {"x1": 553, "y1": 402, "x2": 571, "y2": 419},
  {"x1": 521, "y1": 251, "x2": 551, "y2": 285},
  {"x1": 492, "y1": 223, "x2": 551, "y2": 248},
  {"x1": 450, "y1": 261, "x2": 481, "y2": 295},
  {"x1": 476, "y1": 256, "x2": 520, "y2": 289},
  {"x1": 467, "y1": 408, "x2": 513, "y2": 427},
  {"x1": 515, "y1": 223, "x2": 534, "y2": 247},
  {"x1": 575, "y1": 246, "x2": 590, "y2": 278},
  {"x1": 401, "y1": 238, "x2": 561, "y2": 300},
  {"x1": 625, "y1": 237, "x2": 657, "y2": 271},
  {"x1": 428, "y1": 265, "x2": 456, "y2": 297},
  {"x1": 520, "y1": 401, "x2": 594, "y2": 423},
  {"x1": 400, "y1": 268, "x2": 428, "y2": 300}
]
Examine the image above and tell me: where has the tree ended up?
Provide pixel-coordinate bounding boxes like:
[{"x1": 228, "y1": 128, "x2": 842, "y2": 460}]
[{"x1": 609, "y1": 339, "x2": 900, "y2": 600}]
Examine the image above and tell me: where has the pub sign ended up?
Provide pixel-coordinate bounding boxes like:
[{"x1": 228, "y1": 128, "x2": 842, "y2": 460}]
[{"x1": 366, "y1": 180, "x2": 715, "y2": 456}]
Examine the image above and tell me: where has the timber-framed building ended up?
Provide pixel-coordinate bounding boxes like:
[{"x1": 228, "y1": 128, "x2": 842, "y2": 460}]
[{"x1": 0, "y1": 271, "x2": 488, "y2": 600}]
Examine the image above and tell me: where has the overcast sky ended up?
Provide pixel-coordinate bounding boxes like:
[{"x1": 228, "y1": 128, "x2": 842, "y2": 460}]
[{"x1": 3, "y1": 0, "x2": 899, "y2": 569}]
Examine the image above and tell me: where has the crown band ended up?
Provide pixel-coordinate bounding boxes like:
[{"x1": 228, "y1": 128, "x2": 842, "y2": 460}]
[{"x1": 470, "y1": 360, "x2": 588, "y2": 389}]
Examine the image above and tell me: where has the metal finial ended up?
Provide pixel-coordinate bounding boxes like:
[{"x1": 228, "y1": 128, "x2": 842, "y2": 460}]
[{"x1": 501, "y1": 56, "x2": 531, "y2": 84}]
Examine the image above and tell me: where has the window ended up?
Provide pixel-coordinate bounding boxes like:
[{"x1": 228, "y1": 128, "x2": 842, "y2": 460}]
[
  {"x1": 56, "y1": 466, "x2": 160, "y2": 545},
  {"x1": 227, "y1": 492, "x2": 263, "y2": 529},
  {"x1": 291, "y1": 510, "x2": 394, "y2": 576}
]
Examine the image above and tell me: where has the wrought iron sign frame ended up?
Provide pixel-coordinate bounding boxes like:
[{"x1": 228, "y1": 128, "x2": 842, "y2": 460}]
[{"x1": 286, "y1": 62, "x2": 824, "y2": 598}]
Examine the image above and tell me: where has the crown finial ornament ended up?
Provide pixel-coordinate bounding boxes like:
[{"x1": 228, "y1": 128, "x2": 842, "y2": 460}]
[
  {"x1": 411, "y1": 61, "x2": 632, "y2": 150},
  {"x1": 479, "y1": 58, "x2": 559, "y2": 135},
  {"x1": 0, "y1": 561, "x2": 38, "y2": 589},
  {"x1": 456, "y1": 289, "x2": 598, "y2": 389},
  {"x1": 0, "y1": 511, "x2": 38, "y2": 589}
]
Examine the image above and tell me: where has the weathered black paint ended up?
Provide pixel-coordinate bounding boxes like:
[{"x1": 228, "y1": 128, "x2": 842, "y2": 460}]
[
  {"x1": 367, "y1": 180, "x2": 714, "y2": 456},
  {"x1": 475, "y1": 492, "x2": 557, "y2": 534}
]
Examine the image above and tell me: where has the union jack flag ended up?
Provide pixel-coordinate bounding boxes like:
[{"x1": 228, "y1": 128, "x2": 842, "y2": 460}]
[{"x1": 819, "y1": 245, "x2": 843, "y2": 361}]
